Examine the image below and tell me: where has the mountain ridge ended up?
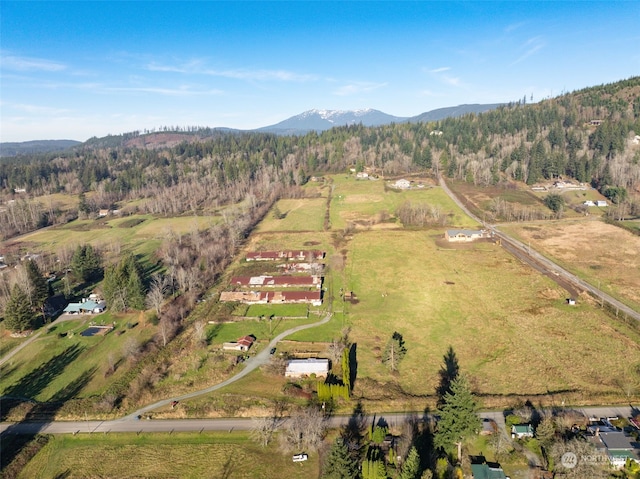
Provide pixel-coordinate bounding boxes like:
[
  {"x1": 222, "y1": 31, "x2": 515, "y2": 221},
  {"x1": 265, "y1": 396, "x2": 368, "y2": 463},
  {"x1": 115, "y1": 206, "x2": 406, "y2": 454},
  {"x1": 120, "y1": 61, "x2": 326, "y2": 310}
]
[{"x1": 0, "y1": 103, "x2": 503, "y2": 154}]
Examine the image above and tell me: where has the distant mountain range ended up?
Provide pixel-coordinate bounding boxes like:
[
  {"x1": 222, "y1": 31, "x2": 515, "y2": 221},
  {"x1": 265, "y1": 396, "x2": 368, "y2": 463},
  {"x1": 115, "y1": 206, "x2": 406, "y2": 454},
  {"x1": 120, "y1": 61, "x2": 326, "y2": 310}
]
[
  {"x1": 0, "y1": 139, "x2": 82, "y2": 157},
  {"x1": 257, "y1": 104, "x2": 503, "y2": 134},
  {"x1": 0, "y1": 103, "x2": 503, "y2": 156}
]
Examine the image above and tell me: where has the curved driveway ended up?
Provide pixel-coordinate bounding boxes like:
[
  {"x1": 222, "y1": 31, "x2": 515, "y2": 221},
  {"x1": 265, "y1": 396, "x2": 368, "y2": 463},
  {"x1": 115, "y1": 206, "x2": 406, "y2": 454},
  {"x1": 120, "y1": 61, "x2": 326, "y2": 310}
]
[{"x1": 123, "y1": 312, "x2": 332, "y2": 420}]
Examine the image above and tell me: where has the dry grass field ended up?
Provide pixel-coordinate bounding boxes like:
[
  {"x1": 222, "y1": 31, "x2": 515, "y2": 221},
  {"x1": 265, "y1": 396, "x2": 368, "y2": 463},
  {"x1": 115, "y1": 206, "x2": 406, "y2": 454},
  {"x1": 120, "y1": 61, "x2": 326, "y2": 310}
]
[
  {"x1": 6, "y1": 214, "x2": 218, "y2": 260},
  {"x1": 340, "y1": 228, "x2": 640, "y2": 409},
  {"x1": 330, "y1": 175, "x2": 478, "y2": 230},
  {"x1": 501, "y1": 219, "x2": 640, "y2": 312},
  {"x1": 17, "y1": 431, "x2": 318, "y2": 479},
  {"x1": 256, "y1": 197, "x2": 327, "y2": 232}
]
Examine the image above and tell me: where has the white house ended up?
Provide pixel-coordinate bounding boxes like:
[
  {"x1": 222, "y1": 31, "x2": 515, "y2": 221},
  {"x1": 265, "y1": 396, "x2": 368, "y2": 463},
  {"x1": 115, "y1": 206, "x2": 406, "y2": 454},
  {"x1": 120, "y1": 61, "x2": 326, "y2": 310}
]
[
  {"x1": 596, "y1": 200, "x2": 608, "y2": 207},
  {"x1": 285, "y1": 358, "x2": 329, "y2": 378},
  {"x1": 445, "y1": 229, "x2": 488, "y2": 242},
  {"x1": 393, "y1": 179, "x2": 411, "y2": 189},
  {"x1": 583, "y1": 200, "x2": 596, "y2": 207}
]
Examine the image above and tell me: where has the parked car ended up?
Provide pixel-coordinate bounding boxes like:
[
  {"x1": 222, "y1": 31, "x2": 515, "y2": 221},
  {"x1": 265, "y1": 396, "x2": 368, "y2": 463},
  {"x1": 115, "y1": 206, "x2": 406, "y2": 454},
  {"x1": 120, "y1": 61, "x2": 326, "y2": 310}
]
[{"x1": 292, "y1": 453, "x2": 308, "y2": 462}]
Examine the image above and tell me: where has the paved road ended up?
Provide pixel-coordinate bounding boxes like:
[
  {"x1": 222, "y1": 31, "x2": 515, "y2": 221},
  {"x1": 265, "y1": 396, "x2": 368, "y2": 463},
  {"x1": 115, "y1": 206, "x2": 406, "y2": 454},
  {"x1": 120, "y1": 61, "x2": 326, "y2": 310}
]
[
  {"x1": 2, "y1": 406, "x2": 636, "y2": 435},
  {"x1": 438, "y1": 176, "x2": 640, "y2": 323},
  {"x1": 123, "y1": 312, "x2": 333, "y2": 420}
]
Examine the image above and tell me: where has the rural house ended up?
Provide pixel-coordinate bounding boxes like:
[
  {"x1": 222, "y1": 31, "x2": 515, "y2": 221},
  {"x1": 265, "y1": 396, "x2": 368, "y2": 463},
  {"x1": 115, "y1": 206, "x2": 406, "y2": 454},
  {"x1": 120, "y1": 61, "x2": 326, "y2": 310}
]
[
  {"x1": 230, "y1": 275, "x2": 322, "y2": 289},
  {"x1": 285, "y1": 358, "x2": 330, "y2": 378},
  {"x1": 223, "y1": 335, "x2": 255, "y2": 352},
  {"x1": 470, "y1": 462, "x2": 508, "y2": 479},
  {"x1": 246, "y1": 250, "x2": 325, "y2": 262},
  {"x1": 445, "y1": 229, "x2": 489, "y2": 242},
  {"x1": 393, "y1": 178, "x2": 411, "y2": 189},
  {"x1": 589, "y1": 424, "x2": 640, "y2": 468},
  {"x1": 219, "y1": 290, "x2": 322, "y2": 306},
  {"x1": 63, "y1": 298, "x2": 106, "y2": 315},
  {"x1": 511, "y1": 424, "x2": 534, "y2": 439}
]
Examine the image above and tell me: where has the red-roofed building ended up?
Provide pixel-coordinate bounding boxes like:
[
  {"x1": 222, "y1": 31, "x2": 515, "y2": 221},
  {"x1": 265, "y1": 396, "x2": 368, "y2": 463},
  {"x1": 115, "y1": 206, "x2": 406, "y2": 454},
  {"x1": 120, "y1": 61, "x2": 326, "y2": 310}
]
[{"x1": 230, "y1": 275, "x2": 322, "y2": 289}]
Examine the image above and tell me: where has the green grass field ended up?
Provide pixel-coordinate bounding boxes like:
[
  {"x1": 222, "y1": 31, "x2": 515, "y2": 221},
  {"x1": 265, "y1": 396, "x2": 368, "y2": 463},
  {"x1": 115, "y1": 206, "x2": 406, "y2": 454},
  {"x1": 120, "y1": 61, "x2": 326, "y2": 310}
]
[
  {"x1": 12, "y1": 214, "x2": 217, "y2": 260},
  {"x1": 330, "y1": 176, "x2": 479, "y2": 230},
  {"x1": 17, "y1": 431, "x2": 318, "y2": 479},
  {"x1": 0, "y1": 313, "x2": 154, "y2": 415},
  {"x1": 256, "y1": 197, "x2": 327, "y2": 232}
]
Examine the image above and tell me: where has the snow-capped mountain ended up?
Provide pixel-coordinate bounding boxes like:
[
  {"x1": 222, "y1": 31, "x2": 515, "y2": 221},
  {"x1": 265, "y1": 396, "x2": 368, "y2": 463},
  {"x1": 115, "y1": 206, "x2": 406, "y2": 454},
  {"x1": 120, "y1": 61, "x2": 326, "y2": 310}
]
[
  {"x1": 256, "y1": 104, "x2": 503, "y2": 135},
  {"x1": 256, "y1": 109, "x2": 408, "y2": 134}
]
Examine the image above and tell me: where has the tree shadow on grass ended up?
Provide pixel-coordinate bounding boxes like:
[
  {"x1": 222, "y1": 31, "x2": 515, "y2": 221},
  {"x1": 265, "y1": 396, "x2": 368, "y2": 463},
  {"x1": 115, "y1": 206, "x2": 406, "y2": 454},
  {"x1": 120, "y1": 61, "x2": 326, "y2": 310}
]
[
  {"x1": 2, "y1": 344, "x2": 85, "y2": 403},
  {"x1": 0, "y1": 351, "x2": 94, "y2": 474}
]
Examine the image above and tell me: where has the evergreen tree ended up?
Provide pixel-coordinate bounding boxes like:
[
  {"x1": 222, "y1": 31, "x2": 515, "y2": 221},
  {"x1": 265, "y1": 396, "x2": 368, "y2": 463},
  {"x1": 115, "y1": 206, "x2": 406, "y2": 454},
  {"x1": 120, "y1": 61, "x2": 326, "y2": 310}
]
[
  {"x1": 322, "y1": 437, "x2": 359, "y2": 479},
  {"x1": 434, "y1": 375, "x2": 480, "y2": 458},
  {"x1": 436, "y1": 346, "x2": 460, "y2": 406},
  {"x1": 71, "y1": 244, "x2": 103, "y2": 283},
  {"x1": 382, "y1": 331, "x2": 407, "y2": 372},
  {"x1": 399, "y1": 446, "x2": 421, "y2": 479},
  {"x1": 4, "y1": 285, "x2": 35, "y2": 332},
  {"x1": 103, "y1": 254, "x2": 145, "y2": 312},
  {"x1": 25, "y1": 260, "x2": 49, "y2": 311}
]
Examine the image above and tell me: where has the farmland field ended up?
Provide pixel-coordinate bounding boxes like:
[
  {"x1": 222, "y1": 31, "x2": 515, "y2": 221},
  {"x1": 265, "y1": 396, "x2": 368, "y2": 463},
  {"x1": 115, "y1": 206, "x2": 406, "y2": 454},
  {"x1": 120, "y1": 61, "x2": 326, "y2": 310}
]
[
  {"x1": 501, "y1": 219, "x2": 640, "y2": 313},
  {"x1": 339, "y1": 228, "x2": 640, "y2": 408},
  {"x1": 16, "y1": 431, "x2": 318, "y2": 479},
  {"x1": 7, "y1": 214, "x2": 217, "y2": 259},
  {"x1": 330, "y1": 175, "x2": 479, "y2": 230}
]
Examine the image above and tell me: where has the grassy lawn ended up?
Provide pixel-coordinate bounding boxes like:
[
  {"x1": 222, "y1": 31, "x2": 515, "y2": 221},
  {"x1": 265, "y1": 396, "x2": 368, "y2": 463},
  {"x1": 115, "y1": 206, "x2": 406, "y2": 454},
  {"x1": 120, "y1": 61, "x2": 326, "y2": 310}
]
[
  {"x1": 501, "y1": 219, "x2": 640, "y2": 313},
  {"x1": 330, "y1": 176, "x2": 479, "y2": 230},
  {"x1": 256, "y1": 197, "x2": 326, "y2": 232},
  {"x1": 244, "y1": 303, "x2": 310, "y2": 318},
  {"x1": 6, "y1": 214, "x2": 218, "y2": 260},
  {"x1": 17, "y1": 431, "x2": 318, "y2": 479},
  {"x1": 0, "y1": 313, "x2": 155, "y2": 411}
]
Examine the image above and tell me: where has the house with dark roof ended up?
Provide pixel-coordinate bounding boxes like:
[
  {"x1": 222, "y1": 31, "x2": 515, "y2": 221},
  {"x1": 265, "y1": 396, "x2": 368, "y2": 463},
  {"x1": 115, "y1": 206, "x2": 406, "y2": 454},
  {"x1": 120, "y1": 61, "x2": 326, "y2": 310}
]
[
  {"x1": 591, "y1": 428, "x2": 640, "y2": 468},
  {"x1": 470, "y1": 457, "x2": 508, "y2": 479},
  {"x1": 511, "y1": 424, "x2": 534, "y2": 439}
]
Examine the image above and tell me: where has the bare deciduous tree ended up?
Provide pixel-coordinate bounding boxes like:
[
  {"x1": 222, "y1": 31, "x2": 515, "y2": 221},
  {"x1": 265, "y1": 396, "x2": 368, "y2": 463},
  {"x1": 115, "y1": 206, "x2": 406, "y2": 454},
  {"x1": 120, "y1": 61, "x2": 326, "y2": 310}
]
[
  {"x1": 279, "y1": 406, "x2": 326, "y2": 452},
  {"x1": 251, "y1": 416, "x2": 279, "y2": 447},
  {"x1": 146, "y1": 274, "x2": 168, "y2": 315}
]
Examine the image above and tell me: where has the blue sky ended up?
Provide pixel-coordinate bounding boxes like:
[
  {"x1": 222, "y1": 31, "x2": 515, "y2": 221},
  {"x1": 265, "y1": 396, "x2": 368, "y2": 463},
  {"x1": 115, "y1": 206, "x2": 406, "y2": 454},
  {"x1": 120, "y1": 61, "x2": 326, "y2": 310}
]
[{"x1": 1, "y1": 1, "x2": 639, "y2": 142}]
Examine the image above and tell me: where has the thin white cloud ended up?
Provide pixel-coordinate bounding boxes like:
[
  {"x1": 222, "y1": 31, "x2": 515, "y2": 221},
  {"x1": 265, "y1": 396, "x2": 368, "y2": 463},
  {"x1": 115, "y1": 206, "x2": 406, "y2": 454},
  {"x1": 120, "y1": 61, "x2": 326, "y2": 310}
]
[
  {"x1": 427, "y1": 67, "x2": 465, "y2": 88},
  {"x1": 505, "y1": 21, "x2": 526, "y2": 33},
  {"x1": 512, "y1": 36, "x2": 546, "y2": 65},
  {"x1": 333, "y1": 82, "x2": 387, "y2": 96},
  {"x1": 106, "y1": 85, "x2": 223, "y2": 96},
  {"x1": 1, "y1": 53, "x2": 66, "y2": 72},
  {"x1": 9, "y1": 103, "x2": 71, "y2": 115},
  {"x1": 146, "y1": 60, "x2": 316, "y2": 82}
]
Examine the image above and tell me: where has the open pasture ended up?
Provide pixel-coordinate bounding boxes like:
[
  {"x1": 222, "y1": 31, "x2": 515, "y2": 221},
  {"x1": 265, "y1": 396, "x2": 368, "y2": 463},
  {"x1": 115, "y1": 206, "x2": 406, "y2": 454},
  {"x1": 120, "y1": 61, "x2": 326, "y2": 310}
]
[
  {"x1": 16, "y1": 431, "x2": 318, "y2": 479},
  {"x1": 256, "y1": 197, "x2": 327, "y2": 232},
  {"x1": 0, "y1": 313, "x2": 155, "y2": 419},
  {"x1": 341, "y1": 228, "x2": 640, "y2": 405},
  {"x1": 4, "y1": 214, "x2": 217, "y2": 259},
  {"x1": 330, "y1": 175, "x2": 478, "y2": 230},
  {"x1": 501, "y1": 219, "x2": 640, "y2": 312}
]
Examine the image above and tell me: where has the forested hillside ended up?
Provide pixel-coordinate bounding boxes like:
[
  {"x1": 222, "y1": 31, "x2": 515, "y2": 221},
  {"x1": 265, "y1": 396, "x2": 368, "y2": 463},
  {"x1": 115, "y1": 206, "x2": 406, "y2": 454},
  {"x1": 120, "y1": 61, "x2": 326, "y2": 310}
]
[{"x1": 1, "y1": 77, "x2": 639, "y2": 240}]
